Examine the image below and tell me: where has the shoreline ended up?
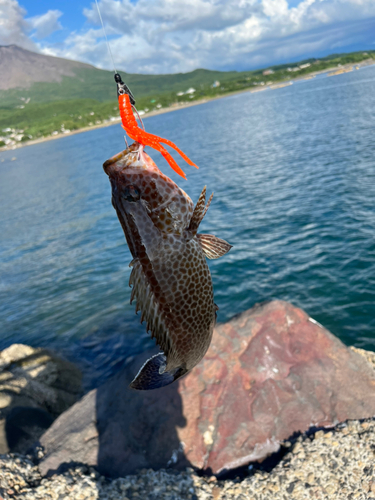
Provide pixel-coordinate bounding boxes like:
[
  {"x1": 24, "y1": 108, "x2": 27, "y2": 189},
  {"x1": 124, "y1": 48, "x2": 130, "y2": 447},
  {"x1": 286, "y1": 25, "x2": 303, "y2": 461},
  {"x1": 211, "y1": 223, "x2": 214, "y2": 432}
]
[
  {"x1": 0, "y1": 97, "x2": 216, "y2": 152},
  {"x1": 1, "y1": 369, "x2": 375, "y2": 500},
  {"x1": 1, "y1": 343, "x2": 375, "y2": 499},
  {"x1": 1, "y1": 59, "x2": 374, "y2": 153}
]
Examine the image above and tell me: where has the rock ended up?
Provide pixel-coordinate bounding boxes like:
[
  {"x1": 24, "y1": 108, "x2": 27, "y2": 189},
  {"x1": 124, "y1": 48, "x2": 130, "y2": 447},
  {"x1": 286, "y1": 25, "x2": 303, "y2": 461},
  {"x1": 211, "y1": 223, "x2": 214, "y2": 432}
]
[
  {"x1": 0, "y1": 344, "x2": 82, "y2": 454},
  {"x1": 350, "y1": 346, "x2": 375, "y2": 371},
  {"x1": 38, "y1": 300, "x2": 375, "y2": 477},
  {"x1": 4, "y1": 407, "x2": 54, "y2": 453},
  {"x1": 39, "y1": 350, "x2": 189, "y2": 477}
]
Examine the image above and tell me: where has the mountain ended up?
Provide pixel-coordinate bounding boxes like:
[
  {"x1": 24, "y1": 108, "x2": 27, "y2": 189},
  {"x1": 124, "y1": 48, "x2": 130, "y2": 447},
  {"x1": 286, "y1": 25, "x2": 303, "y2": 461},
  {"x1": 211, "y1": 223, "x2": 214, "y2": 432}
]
[
  {"x1": 2, "y1": 45, "x2": 373, "y2": 109},
  {"x1": 0, "y1": 45, "x2": 373, "y2": 146},
  {"x1": 0, "y1": 45, "x2": 242, "y2": 106},
  {"x1": 0, "y1": 45, "x2": 95, "y2": 91}
]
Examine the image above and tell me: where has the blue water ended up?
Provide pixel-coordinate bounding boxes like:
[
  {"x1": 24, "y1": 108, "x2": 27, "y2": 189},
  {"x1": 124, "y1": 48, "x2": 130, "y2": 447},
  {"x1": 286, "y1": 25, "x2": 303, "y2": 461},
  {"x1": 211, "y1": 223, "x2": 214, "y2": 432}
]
[{"x1": 1, "y1": 66, "x2": 375, "y2": 389}]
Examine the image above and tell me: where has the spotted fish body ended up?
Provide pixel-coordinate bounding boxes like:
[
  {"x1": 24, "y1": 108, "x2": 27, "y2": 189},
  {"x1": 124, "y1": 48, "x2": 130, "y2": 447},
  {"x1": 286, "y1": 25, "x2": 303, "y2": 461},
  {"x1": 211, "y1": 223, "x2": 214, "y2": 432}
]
[{"x1": 103, "y1": 143, "x2": 232, "y2": 390}]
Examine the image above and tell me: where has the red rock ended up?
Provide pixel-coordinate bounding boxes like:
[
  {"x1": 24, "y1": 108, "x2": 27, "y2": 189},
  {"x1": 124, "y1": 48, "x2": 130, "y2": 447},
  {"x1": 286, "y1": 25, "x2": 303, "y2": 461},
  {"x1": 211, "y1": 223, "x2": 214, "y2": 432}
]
[{"x1": 39, "y1": 300, "x2": 375, "y2": 477}]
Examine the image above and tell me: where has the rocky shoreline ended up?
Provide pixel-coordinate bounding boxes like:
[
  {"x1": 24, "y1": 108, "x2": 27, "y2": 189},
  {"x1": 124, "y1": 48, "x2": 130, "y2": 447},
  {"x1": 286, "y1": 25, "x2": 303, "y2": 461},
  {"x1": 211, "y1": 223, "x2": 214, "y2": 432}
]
[
  {"x1": 1, "y1": 301, "x2": 375, "y2": 499},
  {"x1": 1, "y1": 416, "x2": 375, "y2": 499}
]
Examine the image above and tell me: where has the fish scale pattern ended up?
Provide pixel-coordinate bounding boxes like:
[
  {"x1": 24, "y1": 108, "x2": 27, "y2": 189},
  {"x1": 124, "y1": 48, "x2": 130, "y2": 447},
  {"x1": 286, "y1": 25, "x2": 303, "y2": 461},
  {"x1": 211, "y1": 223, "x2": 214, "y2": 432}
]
[{"x1": 103, "y1": 144, "x2": 221, "y2": 384}]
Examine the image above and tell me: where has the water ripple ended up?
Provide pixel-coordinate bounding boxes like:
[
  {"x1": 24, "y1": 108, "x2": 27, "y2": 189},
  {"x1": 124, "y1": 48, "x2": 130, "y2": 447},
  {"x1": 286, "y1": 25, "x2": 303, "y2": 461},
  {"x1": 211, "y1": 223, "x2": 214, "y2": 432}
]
[{"x1": 1, "y1": 66, "x2": 375, "y2": 386}]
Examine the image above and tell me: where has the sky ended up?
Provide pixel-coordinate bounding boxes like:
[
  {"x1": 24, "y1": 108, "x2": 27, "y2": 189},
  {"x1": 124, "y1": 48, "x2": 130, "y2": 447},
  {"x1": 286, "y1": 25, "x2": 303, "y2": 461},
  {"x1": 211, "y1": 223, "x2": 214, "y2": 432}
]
[{"x1": 0, "y1": 0, "x2": 375, "y2": 74}]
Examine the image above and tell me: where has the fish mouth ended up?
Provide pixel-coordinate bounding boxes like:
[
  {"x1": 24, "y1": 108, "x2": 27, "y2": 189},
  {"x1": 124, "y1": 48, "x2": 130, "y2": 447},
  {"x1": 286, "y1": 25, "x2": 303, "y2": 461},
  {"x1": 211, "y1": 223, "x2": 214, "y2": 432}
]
[
  {"x1": 103, "y1": 149, "x2": 128, "y2": 171},
  {"x1": 103, "y1": 142, "x2": 158, "y2": 177},
  {"x1": 103, "y1": 142, "x2": 139, "y2": 174}
]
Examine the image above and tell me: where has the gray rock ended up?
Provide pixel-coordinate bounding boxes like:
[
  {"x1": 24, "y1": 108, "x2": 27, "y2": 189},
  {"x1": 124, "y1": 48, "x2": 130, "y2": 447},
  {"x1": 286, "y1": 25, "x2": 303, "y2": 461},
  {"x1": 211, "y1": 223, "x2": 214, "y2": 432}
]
[
  {"x1": 0, "y1": 344, "x2": 81, "y2": 454},
  {"x1": 39, "y1": 349, "x2": 188, "y2": 477}
]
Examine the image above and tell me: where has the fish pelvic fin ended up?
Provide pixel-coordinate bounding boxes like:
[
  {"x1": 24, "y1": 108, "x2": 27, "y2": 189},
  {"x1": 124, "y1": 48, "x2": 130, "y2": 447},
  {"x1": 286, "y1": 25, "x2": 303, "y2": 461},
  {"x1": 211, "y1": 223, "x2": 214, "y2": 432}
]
[
  {"x1": 188, "y1": 186, "x2": 214, "y2": 236},
  {"x1": 196, "y1": 234, "x2": 232, "y2": 259},
  {"x1": 129, "y1": 353, "x2": 188, "y2": 390}
]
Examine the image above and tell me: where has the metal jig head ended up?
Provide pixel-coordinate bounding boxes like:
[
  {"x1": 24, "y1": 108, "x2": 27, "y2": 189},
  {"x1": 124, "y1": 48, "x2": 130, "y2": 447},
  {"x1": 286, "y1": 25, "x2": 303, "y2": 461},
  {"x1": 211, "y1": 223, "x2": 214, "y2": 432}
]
[{"x1": 114, "y1": 73, "x2": 136, "y2": 105}]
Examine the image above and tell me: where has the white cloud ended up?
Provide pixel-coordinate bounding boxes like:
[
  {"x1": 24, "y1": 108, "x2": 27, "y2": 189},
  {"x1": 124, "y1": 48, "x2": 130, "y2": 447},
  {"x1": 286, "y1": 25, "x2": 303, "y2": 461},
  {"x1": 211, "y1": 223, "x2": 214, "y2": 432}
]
[
  {"x1": 56, "y1": 0, "x2": 375, "y2": 73},
  {"x1": 0, "y1": 0, "x2": 36, "y2": 49},
  {"x1": 0, "y1": 0, "x2": 63, "y2": 52},
  {"x1": 28, "y1": 10, "x2": 63, "y2": 40},
  {"x1": 1, "y1": 0, "x2": 375, "y2": 73}
]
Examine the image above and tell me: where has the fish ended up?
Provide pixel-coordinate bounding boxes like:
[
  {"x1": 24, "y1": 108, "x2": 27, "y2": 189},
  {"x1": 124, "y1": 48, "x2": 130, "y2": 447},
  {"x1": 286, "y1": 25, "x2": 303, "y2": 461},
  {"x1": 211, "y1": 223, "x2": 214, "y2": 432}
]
[{"x1": 103, "y1": 142, "x2": 232, "y2": 390}]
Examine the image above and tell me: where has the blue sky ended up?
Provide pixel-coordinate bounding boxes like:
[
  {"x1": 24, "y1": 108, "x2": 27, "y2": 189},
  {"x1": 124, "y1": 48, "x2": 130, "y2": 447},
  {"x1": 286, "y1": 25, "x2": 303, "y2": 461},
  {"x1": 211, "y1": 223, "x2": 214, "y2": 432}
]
[
  {"x1": 20, "y1": 1, "x2": 87, "y2": 32},
  {"x1": 1, "y1": 0, "x2": 375, "y2": 74}
]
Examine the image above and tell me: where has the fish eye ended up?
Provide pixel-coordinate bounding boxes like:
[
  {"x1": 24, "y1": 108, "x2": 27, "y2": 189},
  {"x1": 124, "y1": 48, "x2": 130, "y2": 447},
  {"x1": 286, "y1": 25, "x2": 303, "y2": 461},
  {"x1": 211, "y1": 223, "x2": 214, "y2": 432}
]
[{"x1": 122, "y1": 185, "x2": 140, "y2": 202}]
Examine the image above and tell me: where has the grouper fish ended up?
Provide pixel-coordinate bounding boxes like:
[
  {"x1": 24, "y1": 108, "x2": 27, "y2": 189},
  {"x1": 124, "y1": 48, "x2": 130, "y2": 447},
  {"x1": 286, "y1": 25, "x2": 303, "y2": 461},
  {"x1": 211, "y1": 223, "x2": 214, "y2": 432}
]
[{"x1": 103, "y1": 143, "x2": 232, "y2": 390}]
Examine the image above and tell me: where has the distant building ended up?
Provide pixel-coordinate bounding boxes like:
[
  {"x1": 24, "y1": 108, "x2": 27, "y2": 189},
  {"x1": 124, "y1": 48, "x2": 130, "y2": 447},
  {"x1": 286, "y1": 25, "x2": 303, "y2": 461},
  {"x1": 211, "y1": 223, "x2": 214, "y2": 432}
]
[
  {"x1": 262, "y1": 69, "x2": 274, "y2": 75},
  {"x1": 185, "y1": 88, "x2": 196, "y2": 94},
  {"x1": 211, "y1": 80, "x2": 220, "y2": 88},
  {"x1": 176, "y1": 92, "x2": 184, "y2": 96},
  {"x1": 299, "y1": 63, "x2": 311, "y2": 69}
]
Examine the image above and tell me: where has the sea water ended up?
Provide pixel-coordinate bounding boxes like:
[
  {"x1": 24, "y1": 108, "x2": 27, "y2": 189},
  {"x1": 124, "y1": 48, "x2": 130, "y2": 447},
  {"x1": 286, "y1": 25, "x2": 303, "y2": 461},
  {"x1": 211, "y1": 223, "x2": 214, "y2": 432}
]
[{"x1": 1, "y1": 65, "x2": 374, "y2": 388}]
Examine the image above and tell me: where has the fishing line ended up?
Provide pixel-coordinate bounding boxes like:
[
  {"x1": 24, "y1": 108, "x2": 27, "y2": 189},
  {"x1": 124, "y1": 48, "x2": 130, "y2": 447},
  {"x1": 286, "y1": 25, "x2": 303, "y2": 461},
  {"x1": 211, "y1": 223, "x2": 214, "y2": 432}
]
[
  {"x1": 95, "y1": 0, "x2": 117, "y2": 74},
  {"x1": 133, "y1": 106, "x2": 145, "y2": 131},
  {"x1": 95, "y1": 0, "x2": 146, "y2": 133}
]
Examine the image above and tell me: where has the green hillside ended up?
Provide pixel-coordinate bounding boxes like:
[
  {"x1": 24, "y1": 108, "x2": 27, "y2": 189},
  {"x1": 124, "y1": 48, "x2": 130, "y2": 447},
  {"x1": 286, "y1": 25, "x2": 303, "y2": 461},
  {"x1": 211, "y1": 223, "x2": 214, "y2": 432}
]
[
  {"x1": 0, "y1": 67, "x2": 243, "y2": 108},
  {"x1": 1, "y1": 50, "x2": 374, "y2": 147}
]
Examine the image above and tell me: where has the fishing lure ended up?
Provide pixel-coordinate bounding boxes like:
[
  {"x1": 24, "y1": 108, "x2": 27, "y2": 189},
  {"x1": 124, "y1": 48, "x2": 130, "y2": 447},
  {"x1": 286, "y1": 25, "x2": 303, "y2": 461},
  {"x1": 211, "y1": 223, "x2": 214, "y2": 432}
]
[
  {"x1": 115, "y1": 73, "x2": 198, "y2": 180},
  {"x1": 104, "y1": 144, "x2": 232, "y2": 390}
]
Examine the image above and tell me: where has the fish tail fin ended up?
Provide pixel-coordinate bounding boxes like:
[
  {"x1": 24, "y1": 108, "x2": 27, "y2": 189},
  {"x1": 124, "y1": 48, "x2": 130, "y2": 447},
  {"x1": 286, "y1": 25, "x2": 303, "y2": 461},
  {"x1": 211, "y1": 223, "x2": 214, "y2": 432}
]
[{"x1": 129, "y1": 353, "x2": 187, "y2": 390}]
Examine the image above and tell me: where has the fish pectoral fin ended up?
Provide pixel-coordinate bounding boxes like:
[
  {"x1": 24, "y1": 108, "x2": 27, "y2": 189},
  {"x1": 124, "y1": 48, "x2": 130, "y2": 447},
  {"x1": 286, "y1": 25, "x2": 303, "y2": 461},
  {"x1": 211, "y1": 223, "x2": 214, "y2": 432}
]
[
  {"x1": 196, "y1": 233, "x2": 233, "y2": 259},
  {"x1": 129, "y1": 353, "x2": 187, "y2": 390},
  {"x1": 188, "y1": 186, "x2": 214, "y2": 236}
]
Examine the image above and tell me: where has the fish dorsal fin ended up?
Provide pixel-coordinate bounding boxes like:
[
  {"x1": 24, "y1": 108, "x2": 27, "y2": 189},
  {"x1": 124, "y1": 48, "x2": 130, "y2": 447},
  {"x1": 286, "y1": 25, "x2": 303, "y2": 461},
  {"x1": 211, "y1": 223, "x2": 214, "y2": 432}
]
[
  {"x1": 129, "y1": 259, "x2": 172, "y2": 355},
  {"x1": 196, "y1": 234, "x2": 232, "y2": 259},
  {"x1": 188, "y1": 186, "x2": 214, "y2": 235}
]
